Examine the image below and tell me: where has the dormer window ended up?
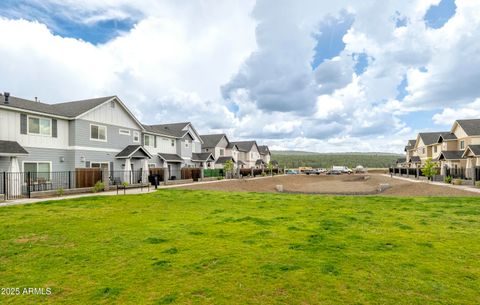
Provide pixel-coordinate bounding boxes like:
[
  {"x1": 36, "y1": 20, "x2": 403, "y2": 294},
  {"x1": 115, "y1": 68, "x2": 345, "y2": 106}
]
[{"x1": 460, "y1": 140, "x2": 465, "y2": 150}]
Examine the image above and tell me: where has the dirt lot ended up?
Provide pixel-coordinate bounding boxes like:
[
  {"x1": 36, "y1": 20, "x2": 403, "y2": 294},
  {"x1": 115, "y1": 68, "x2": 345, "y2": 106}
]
[{"x1": 178, "y1": 174, "x2": 480, "y2": 196}]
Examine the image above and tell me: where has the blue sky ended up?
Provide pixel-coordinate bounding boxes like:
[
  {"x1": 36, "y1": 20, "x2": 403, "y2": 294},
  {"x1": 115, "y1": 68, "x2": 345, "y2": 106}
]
[{"x1": 0, "y1": 0, "x2": 476, "y2": 153}]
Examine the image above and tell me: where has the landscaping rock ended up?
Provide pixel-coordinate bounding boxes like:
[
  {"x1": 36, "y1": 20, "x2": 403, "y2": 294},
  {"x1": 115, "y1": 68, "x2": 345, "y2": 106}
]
[
  {"x1": 276, "y1": 185, "x2": 284, "y2": 192},
  {"x1": 378, "y1": 183, "x2": 391, "y2": 192}
]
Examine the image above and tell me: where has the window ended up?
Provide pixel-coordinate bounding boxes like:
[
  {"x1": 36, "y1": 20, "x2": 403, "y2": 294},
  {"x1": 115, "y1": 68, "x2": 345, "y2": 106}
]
[
  {"x1": 28, "y1": 116, "x2": 51, "y2": 136},
  {"x1": 148, "y1": 163, "x2": 156, "y2": 168},
  {"x1": 433, "y1": 146, "x2": 437, "y2": 153},
  {"x1": 171, "y1": 139, "x2": 175, "y2": 147},
  {"x1": 133, "y1": 131, "x2": 140, "y2": 142},
  {"x1": 110, "y1": 101, "x2": 115, "y2": 108},
  {"x1": 460, "y1": 140, "x2": 465, "y2": 150},
  {"x1": 119, "y1": 129, "x2": 130, "y2": 136},
  {"x1": 422, "y1": 148, "x2": 425, "y2": 154},
  {"x1": 23, "y1": 162, "x2": 51, "y2": 181},
  {"x1": 91, "y1": 162, "x2": 109, "y2": 171},
  {"x1": 144, "y1": 134, "x2": 154, "y2": 147},
  {"x1": 220, "y1": 149, "x2": 224, "y2": 156},
  {"x1": 90, "y1": 124, "x2": 107, "y2": 141}
]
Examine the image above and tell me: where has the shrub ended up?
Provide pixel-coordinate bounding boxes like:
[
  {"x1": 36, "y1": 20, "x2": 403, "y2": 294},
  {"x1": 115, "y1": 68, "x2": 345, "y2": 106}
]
[
  {"x1": 92, "y1": 181, "x2": 105, "y2": 193},
  {"x1": 261, "y1": 172, "x2": 267, "y2": 177},
  {"x1": 56, "y1": 187, "x2": 65, "y2": 196},
  {"x1": 452, "y1": 179, "x2": 463, "y2": 186},
  {"x1": 444, "y1": 175, "x2": 453, "y2": 184},
  {"x1": 122, "y1": 182, "x2": 129, "y2": 188},
  {"x1": 217, "y1": 176, "x2": 224, "y2": 180},
  {"x1": 475, "y1": 181, "x2": 480, "y2": 188}
]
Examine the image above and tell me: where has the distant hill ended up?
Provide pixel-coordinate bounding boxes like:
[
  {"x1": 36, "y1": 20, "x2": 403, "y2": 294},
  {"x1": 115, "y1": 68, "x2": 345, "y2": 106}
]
[{"x1": 271, "y1": 150, "x2": 403, "y2": 168}]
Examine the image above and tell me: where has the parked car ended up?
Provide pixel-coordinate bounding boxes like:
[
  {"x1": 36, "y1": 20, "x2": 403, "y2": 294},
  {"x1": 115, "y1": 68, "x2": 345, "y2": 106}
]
[
  {"x1": 326, "y1": 169, "x2": 342, "y2": 175},
  {"x1": 286, "y1": 169, "x2": 299, "y2": 175},
  {"x1": 304, "y1": 169, "x2": 321, "y2": 175},
  {"x1": 318, "y1": 168, "x2": 327, "y2": 173}
]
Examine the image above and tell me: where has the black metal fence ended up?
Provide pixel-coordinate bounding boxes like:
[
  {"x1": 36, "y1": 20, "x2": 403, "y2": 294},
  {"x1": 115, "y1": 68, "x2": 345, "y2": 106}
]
[
  {"x1": 0, "y1": 170, "x2": 150, "y2": 201},
  {"x1": 445, "y1": 167, "x2": 467, "y2": 180}
]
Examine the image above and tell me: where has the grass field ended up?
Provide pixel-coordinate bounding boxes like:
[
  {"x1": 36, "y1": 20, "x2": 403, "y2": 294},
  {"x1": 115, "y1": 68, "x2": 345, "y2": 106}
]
[{"x1": 1, "y1": 190, "x2": 479, "y2": 304}]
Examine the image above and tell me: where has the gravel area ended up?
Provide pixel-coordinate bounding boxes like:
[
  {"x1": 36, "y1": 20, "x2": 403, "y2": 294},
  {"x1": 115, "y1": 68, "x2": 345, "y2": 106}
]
[{"x1": 177, "y1": 174, "x2": 480, "y2": 196}]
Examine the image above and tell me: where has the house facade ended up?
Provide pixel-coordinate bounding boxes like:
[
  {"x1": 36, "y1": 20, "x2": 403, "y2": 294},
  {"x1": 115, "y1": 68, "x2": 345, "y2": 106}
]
[
  {"x1": 0, "y1": 94, "x2": 152, "y2": 182},
  {"x1": 231, "y1": 141, "x2": 263, "y2": 169},
  {"x1": 200, "y1": 133, "x2": 240, "y2": 169}
]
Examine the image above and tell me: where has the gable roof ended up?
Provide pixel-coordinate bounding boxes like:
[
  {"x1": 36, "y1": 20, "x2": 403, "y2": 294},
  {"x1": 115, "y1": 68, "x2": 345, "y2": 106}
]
[
  {"x1": 230, "y1": 141, "x2": 258, "y2": 152},
  {"x1": 462, "y1": 145, "x2": 480, "y2": 158},
  {"x1": 404, "y1": 139, "x2": 416, "y2": 151},
  {"x1": 115, "y1": 145, "x2": 153, "y2": 159},
  {"x1": 192, "y1": 152, "x2": 215, "y2": 162},
  {"x1": 408, "y1": 156, "x2": 421, "y2": 163},
  {"x1": 258, "y1": 145, "x2": 270, "y2": 155},
  {"x1": 158, "y1": 153, "x2": 183, "y2": 163},
  {"x1": 436, "y1": 150, "x2": 465, "y2": 161},
  {"x1": 216, "y1": 156, "x2": 236, "y2": 164},
  {"x1": 0, "y1": 140, "x2": 29, "y2": 156},
  {"x1": 144, "y1": 122, "x2": 202, "y2": 143},
  {"x1": 437, "y1": 133, "x2": 457, "y2": 142},
  {"x1": 0, "y1": 94, "x2": 115, "y2": 118},
  {"x1": 454, "y1": 119, "x2": 480, "y2": 136},
  {"x1": 200, "y1": 134, "x2": 228, "y2": 148},
  {"x1": 418, "y1": 132, "x2": 449, "y2": 146}
]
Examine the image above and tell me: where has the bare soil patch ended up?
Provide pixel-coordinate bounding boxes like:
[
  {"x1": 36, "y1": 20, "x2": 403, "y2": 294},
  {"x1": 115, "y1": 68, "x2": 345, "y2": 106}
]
[{"x1": 178, "y1": 174, "x2": 480, "y2": 196}]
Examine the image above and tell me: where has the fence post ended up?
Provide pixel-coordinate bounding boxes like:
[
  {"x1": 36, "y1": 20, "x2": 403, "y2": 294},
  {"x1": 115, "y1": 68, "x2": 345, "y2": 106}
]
[
  {"x1": 68, "y1": 171, "x2": 71, "y2": 189},
  {"x1": 27, "y1": 172, "x2": 31, "y2": 198},
  {"x1": 3, "y1": 172, "x2": 6, "y2": 201}
]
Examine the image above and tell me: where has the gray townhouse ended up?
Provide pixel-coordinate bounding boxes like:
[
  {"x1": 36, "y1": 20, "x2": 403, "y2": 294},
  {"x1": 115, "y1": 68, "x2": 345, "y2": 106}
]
[
  {"x1": 0, "y1": 94, "x2": 152, "y2": 180},
  {"x1": 142, "y1": 122, "x2": 214, "y2": 179},
  {"x1": 200, "y1": 133, "x2": 241, "y2": 169}
]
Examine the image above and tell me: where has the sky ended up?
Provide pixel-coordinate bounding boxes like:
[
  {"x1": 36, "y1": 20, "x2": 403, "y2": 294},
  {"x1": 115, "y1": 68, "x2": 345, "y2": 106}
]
[{"x1": 0, "y1": 0, "x2": 477, "y2": 153}]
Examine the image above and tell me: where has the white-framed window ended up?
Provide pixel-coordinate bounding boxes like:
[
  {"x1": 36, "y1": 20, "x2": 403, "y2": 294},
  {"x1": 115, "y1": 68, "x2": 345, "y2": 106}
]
[
  {"x1": 133, "y1": 131, "x2": 140, "y2": 142},
  {"x1": 185, "y1": 140, "x2": 189, "y2": 148},
  {"x1": 220, "y1": 149, "x2": 225, "y2": 156},
  {"x1": 144, "y1": 134, "x2": 155, "y2": 147},
  {"x1": 148, "y1": 163, "x2": 156, "y2": 168},
  {"x1": 460, "y1": 140, "x2": 465, "y2": 150},
  {"x1": 23, "y1": 161, "x2": 52, "y2": 182},
  {"x1": 91, "y1": 162, "x2": 109, "y2": 171},
  {"x1": 171, "y1": 139, "x2": 175, "y2": 147},
  {"x1": 433, "y1": 146, "x2": 437, "y2": 153},
  {"x1": 28, "y1": 116, "x2": 52, "y2": 136},
  {"x1": 90, "y1": 124, "x2": 107, "y2": 141},
  {"x1": 119, "y1": 129, "x2": 130, "y2": 136}
]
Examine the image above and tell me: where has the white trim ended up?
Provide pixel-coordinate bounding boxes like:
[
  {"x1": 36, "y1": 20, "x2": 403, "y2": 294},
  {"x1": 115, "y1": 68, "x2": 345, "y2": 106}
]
[
  {"x1": 90, "y1": 123, "x2": 107, "y2": 142},
  {"x1": 144, "y1": 134, "x2": 154, "y2": 147},
  {"x1": 67, "y1": 146, "x2": 120, "y2": 152},
  {"x1": 27, "y1": 115, "x2": 52, "y2": 137},
  {"x1": 0, "y1": 153, "x2": 29, "y2": 157},
  {"x1": 22, "y1": 161, "x2": 52, "y2": 180},
  {"x1": 119, "y1": 129, "x2": 131, "y2": 136}
]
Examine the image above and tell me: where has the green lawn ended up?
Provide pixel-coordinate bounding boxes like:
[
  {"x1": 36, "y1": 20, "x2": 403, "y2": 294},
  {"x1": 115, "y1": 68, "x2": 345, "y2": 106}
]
[{"x1": 1, "y1": 190, "x2": 479, "y2": 304}]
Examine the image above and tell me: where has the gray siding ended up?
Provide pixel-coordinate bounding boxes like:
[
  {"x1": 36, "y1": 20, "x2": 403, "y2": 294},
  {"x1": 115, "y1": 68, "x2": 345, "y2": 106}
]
[
  {"x1": 179, "y1": 136, "x2": 193, "y2": 158},
  {"x1": 69, "y1": 119, "x2": 142, "y2": 149},
  {"x1": 17, "y1": 147, "x2": 73, "y2": 172},
  {"x1": 0, "y1": 157, "x2": 11, "y2": 172}
]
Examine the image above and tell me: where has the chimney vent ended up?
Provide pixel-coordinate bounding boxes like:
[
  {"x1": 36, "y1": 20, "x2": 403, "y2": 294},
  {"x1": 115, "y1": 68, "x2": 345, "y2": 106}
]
[{"x1": 4, "y1": 92, "x2": 10, "y2": 104}]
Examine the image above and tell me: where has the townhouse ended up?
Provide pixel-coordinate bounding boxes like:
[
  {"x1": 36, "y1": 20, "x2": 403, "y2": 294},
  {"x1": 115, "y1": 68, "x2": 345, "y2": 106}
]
[
  {"x1": 200, "y1": 133, "x2": 240, "y2": 169},
  {"x1": 400, "y1": 119, "x2": 480, "y2": 179},
  {"x1": 0, "y1": 94, "x2": 151, "y2": 180},
  {"x1": 0, "y1": 93, "x2": 273, "y2": 185}
]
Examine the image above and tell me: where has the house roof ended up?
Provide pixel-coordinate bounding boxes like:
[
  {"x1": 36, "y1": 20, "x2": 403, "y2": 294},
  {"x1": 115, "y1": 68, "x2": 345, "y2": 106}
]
[
  {"x1": 462, "y1": 145, "x2": 480, "y2": 157},
  {"x1": 438, "y1": 133, "x2": 457, "y2": 142},
  {"x1": 230, "y1": 141, "x2": 257, "y2": 152},
  {"x1": 192, "y1": 152, "x2": 214, "y2": 162},
  {"x1": 0, "y1": 94, "x2": 115, "y2": 118},
  {"x1": 0, "y1": 140, "x2": 29, "y2": 156},
  {"x1": 455, "y1": 119, "x2": 480, "y2": 136},
  {"x1": 115, "y1": 145, "x2": 152, "y2": 159},
  {"x1": 396, "y1": 158, "x2": 406, "y2": 163},
  {"x1": 437, "y1": 151, "x2": 465, "y2": 161},
  {"x1": 158, "y1": 153, "x2": 184, "y2": 163},
  {"x1": 258, "y1": 145, "x2": 270, "y2": 155},
  {"x1": 216, "y1": 156, "x2": 235, "y2": 164},
  {"x1": 200, "y1": 134, "x2": 227, "y2": 148},
  {"x1": 409, "y1": 156, "x2": 421, "y2": 163},
  {"x1": 404, "y1": 139, "x2": 416, "y2": 151},
  {"x1": 237, "y1": 160, "x2": 246, "y2": 165},
  {"x1": 255, "y1": 159, "x2": 265, "y2": 165},
  {"x1": 143, "y1": 122, "x2": 190, "y2": 138},
  {"x1": 418, "y1": 132, "x2": 450, "y2": 146},
  {"x1": 271, "y1": 160, "x2": 279, "y2": 166}
]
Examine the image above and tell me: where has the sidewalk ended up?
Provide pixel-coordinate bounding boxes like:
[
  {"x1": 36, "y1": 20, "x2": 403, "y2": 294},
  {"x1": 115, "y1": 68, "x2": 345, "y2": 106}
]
[
  {"x1": 382, "y1": 174, "x2": 480, "y2": 194},
  {"x1": 0, "y1": 175, "x2": 282, "y2": 207}
]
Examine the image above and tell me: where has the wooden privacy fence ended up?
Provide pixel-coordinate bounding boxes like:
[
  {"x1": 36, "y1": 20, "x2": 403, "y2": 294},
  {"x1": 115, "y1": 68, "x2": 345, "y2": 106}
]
[
  {"x1": 181, "y1": 168, "x2": 202, "y2": 181},
  {"x1": 75, "y1": 168, "x2": 102, "y2": 188}
]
